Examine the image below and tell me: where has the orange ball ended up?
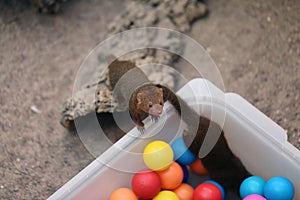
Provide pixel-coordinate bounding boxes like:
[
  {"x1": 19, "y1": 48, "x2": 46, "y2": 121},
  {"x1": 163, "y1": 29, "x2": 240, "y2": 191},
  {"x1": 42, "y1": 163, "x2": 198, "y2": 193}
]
[
  {"x1": 172, "y1": 183, "x2": 194, "y2": 200},
  {"x1": 157, "y1": 162, "x2": 183, "y2": 190},
  {"x1": 189, "y1": 158, "x2": 208, "y2": 175},
  {"x1": 109, "y1": 188, "x2": 138, "y2": 200}
]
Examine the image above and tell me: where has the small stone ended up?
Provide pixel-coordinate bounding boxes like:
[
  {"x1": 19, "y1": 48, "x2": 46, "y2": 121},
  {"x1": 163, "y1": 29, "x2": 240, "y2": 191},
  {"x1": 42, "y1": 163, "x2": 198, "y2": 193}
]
[
  {"x1": 13, "y1": 186, "x2": 19, "y2": 192},
  {"x1": 0, "y1": 185, "x2": 3, "y2": 189},
  {"x1": 30, "y1": 105, "x2": 41, "y2": 114}
]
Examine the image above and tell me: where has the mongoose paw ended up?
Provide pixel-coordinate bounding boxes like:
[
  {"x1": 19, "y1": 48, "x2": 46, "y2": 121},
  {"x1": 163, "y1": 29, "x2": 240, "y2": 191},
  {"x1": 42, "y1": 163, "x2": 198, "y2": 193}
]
[
  {"x1": 150, "y1": 115, "x2": 160, "y2": 123},
  {"x1": 137, "y1": 126, "x2": 145, "y2": 133}
]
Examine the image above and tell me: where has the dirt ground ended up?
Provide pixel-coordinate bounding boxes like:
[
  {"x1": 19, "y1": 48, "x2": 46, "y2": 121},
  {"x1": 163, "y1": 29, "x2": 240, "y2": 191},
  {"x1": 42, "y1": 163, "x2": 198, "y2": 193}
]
[{"x1": 0, "y1": 0, "x2": 299, "y2": 199}]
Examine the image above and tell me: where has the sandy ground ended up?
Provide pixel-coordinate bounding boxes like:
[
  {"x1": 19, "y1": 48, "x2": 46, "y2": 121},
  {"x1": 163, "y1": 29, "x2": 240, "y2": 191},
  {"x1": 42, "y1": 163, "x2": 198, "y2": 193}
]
[{"x1": 0, "y1": 0, "x2": 299, "y2": 199}]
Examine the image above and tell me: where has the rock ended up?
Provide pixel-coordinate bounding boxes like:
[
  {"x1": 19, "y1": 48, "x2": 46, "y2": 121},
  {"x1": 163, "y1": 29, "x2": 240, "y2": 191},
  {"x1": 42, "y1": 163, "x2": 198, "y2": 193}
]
[{"x1": 60, "y1": 0, "x2": 208, "y2": 129}]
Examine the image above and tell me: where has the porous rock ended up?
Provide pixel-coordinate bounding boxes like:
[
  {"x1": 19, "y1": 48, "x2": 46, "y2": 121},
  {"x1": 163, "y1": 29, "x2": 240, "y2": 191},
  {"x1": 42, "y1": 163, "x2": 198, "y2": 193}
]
[{"x1": 61, "y1": 0, "x2": 207, "y2": 129}]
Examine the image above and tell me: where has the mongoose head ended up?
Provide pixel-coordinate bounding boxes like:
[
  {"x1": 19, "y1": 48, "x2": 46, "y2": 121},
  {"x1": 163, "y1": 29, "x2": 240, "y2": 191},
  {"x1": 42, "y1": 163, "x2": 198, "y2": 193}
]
[{"x1": 136, "y1": 85, "x2": 164, "y2": 116}]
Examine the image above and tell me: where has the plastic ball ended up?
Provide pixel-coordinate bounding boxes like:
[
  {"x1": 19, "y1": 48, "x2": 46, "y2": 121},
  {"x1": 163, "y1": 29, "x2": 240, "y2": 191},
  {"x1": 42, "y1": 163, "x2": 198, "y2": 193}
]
[
  {"x1": 243, "y1": 194, "x2": 266, "y2": 200},
  {"x1": 131, "y1": 169, "x2": 161, "y2": 199},
  {"x1": 171, "y1": 137, "x2": 197, "y2": 165},
  {"x1": 205, "y1": 180, "x2": 225, "y2": 200},
  {"x1": 239, "y1": 176, "x2": 266, "y2": 198},
  {"x1": 193, "y1": 183, "x2": 223, "y2": 200},
  {"x1": 153, "y1": 190, "x2": 180, "y2": 200},
  {"x1": 263, "y1": 176, "x2": 294, "y2": 200},
  {"x1": 180, "y1": 164, "x2": 189, "y2": 183},
  {"x1": 189, "y1": 158, "x2": 208, "y2": 175},
  {"x1": 172, "y1": 183, "x2": 194, "y2": 200},
  {"x1": 157, "y1": 162, "x2": 183, "y2": 190},
  {"x1": 143, "y1": 140, "x2": 174, "y2": 171},
  {"x1": 109, "y1": 188, "x2": 138, "y2": 200}
]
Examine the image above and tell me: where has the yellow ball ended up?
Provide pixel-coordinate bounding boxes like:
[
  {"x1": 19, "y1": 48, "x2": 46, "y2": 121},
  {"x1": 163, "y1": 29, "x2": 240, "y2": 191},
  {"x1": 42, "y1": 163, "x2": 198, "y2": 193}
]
[
  {"x1": 153, "y1": 190, "x2": 180, "y2": 200},
  {"x1": 143, "y1": 140, "x2": 174, "y2": 171}
]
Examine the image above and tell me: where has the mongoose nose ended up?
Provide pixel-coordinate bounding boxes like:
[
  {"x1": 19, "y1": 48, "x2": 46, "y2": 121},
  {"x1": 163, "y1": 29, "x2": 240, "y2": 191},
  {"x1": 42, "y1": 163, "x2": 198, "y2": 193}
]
[{"x1": 150, "y1": 104, "x2": 163, "y2": 116}]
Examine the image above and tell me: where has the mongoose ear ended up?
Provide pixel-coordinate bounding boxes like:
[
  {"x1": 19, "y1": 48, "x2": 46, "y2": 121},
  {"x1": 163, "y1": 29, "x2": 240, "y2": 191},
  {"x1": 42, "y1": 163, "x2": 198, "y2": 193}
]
[
  {"x1": 137, "y1": 92, "x2": 145, "y2": 104},
  {"x1": 158, "y1": 87, "x2": 163, "y2": 94}
]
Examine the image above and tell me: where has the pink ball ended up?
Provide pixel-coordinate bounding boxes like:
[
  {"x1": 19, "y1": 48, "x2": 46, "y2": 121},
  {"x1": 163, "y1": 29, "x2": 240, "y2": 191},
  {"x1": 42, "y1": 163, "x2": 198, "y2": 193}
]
[
  {"x1": 243, "y1": 194, "x2": 266, "y2": 200},
  {"x1": 132, "y1": 169, "x2": 161, "y2": 199}
]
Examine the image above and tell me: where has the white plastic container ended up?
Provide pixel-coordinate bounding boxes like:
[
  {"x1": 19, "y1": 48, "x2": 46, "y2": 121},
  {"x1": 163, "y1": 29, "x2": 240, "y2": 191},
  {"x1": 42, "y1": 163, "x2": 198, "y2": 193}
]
[{"x1": 48, "y1": 78, "x2": 300, "y2": 200}]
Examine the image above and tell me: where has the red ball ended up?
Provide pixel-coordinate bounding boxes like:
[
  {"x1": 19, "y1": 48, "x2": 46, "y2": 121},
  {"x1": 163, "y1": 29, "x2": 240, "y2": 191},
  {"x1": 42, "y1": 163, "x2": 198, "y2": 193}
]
[
  {"x1": 193, "y1": 183, "x2": 223, "y2": 200},
  {"x1": 131, "y1": 169, "x2": 161, "y2": 199}
]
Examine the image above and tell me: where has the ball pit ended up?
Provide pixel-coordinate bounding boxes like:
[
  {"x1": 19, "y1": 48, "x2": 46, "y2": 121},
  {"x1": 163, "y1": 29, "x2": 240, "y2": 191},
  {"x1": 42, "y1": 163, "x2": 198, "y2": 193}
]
[{"x1": 109, "y1": 139, "x2": 296, "y2": 200}]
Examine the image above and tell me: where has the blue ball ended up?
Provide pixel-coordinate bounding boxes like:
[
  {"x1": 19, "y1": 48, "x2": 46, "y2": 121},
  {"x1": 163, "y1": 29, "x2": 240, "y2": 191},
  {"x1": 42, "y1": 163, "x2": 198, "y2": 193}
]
[
  {"x1": 180, "y1": 164, "x2": 189, "y2": 183},
  {"x1": 264, "y1": 176, "x2": 294, "y2": 200},
  {"x1": 171, "y1": 137, "x2": 196, "y2": 165},
  {"x1": 205, "y1": 180, "x2": 225, "y2": 200},
  {"x1": 240, "y1": 176, "x2": 266, "y2": 198}
]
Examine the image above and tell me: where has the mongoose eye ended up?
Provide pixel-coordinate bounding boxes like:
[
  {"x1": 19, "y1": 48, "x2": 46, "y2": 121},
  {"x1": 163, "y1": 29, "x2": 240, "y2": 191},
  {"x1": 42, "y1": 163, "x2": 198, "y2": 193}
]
[
  {"x1": 148, "y1": 103, "x2": 153, "y2": 108},
  {"x1": 159, "y1": 101, "x2": 163, "y2": 106}
]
